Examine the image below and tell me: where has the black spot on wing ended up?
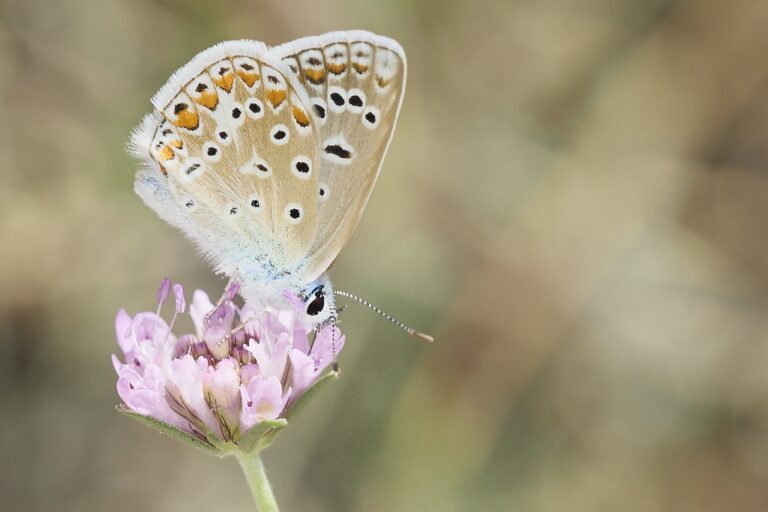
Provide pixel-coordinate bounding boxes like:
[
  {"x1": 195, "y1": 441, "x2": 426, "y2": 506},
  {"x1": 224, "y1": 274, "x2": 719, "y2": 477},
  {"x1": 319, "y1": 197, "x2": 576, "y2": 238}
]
[{"x1": 324, "y1": 144, "x2": 351, "y2": 159}]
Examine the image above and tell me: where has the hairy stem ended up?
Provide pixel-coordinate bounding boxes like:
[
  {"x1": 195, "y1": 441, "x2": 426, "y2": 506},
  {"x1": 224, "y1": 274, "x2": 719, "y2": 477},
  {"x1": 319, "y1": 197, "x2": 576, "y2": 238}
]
[{"x1": 236, "y1": 453, "x2": 279, "y2": 512}]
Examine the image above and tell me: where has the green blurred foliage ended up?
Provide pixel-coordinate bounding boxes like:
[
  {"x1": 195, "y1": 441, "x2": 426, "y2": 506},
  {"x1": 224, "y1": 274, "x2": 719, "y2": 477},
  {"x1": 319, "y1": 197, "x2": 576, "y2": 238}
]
[{"x1": 3, "y1": 0, "x2": 768, "y2": 510}]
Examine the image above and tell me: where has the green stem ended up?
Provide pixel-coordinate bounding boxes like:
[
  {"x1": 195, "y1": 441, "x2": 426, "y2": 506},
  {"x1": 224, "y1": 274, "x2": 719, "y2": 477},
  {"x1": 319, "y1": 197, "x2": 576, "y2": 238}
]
[{"x1": 236, "y1": 453, "x2": 280, "y2": 512}]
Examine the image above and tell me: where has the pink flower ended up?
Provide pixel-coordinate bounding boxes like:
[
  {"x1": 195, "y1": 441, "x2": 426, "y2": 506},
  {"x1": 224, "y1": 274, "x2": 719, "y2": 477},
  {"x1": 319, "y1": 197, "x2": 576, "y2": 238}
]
[
  {"x1": 113, "y1": 279, "x2": 344, "y2": 446},
  {"x1": 289, "y1": 326, "x2": 345, "y2": 395},
  {"x1": 240, "y1": 376, "x2": 290, "y2": 430}
]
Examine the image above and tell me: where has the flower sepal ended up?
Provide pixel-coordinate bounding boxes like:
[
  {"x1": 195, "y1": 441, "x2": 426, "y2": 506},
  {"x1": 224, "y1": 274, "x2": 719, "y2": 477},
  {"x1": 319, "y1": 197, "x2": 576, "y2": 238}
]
[
  {"x1": 119, "y1": 404, "x2": 289, "y2": 457},
  {"x1": 117, "y1": 404, "x2": 222, "y2": 457},
  {"x1": 238, "y1": 418, "x2": 289, "y2": 454}
]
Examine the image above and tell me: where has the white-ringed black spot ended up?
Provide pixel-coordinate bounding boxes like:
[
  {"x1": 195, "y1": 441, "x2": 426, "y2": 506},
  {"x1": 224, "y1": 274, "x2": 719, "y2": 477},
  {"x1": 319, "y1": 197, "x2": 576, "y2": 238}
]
[
  {"x1": 284, "y1": 203, "x2": 304, "y2": 225},
  {"x1": 232, "y1": 107, "x2": 242, "y2": 119},
  {"x1": 247, "y1": 193, "x2": 262, "y2": 212},
  {"x1": 319, "y1": 183, "x2": 330, "y2": 202},
  {"x1": 362, "y1": 106, "x2": 380, "y2": 129},
  {"x1": 185, "y1": 162, "x2": 201, "y2": 175},
  {"x1": 347, "y1": 89, "x2": 366, "y2": 113},
  {"x1": 327, "y1": 87, "x2": 347, "y2": 113},
  {"x1": 314, "y1": 104, "x2": 326, "y2": 118},
  {"x1": 330, "y1": 92, "x2": 344, "y2": 106},
  {"x1": 245, "y1": 98, "x2": 264, "y2": 120},
  {"x1": 291, "y1": 156, "x2": 312, "y2": 180},
  {"x1": 202, "y1": 142, "x2": 222, "y2": 163},
  {"x1": 219, "y1": 131, "x2": 228, "y2": 139},
  {"x1": 270, "y1": 124, "x2": 290, "y2": 145},
  {"x1": 257, "y1": 164, "x2": 269, "y2": 173}
]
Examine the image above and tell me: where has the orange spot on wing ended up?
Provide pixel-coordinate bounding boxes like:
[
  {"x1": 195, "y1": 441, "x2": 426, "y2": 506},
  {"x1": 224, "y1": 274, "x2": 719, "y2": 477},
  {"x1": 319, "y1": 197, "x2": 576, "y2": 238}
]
[
  {"x1": 196, "y1": 90, "x2": 218, "y2": 110},
  {"x1": 237, "y1": 70, "x2": 259, "y2": 87},
  {"x1": 305, "y1": 68, "x2": 326, "y2": 85},
  {"x1": 292, "y1": 105, "x2": 311, "y2": 127},
  {"x1": 169, "y1": 139, "x2": 183, "y2": 149},
  {"x1": 352, "y1": 63, "x2": 368, "y2": 74},
  {"x1": 267, "y1": 89, "x2": 287, "y2": 109},
  {"x1": 174, "y1": 109, "x2": 199, "y2": 130},
  {"x1": 158, "y1": 145, "x2": 175, "y2": 161},
  {"x1": 375, "y1": 75, "x2": 390, "y2": 88},
  {"x1": 327, "y1": 62, "x2": 346, "y2": 75},
  {"x1": 213, "y1": 73, "x2": 234, "y2": 93}
]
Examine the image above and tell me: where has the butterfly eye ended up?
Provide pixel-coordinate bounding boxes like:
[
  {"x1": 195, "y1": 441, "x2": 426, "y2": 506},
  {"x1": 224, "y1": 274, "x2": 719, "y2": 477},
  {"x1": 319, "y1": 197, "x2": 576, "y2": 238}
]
[{"x1": 305, "y1": 285, "x2": 325, "y2": 316}]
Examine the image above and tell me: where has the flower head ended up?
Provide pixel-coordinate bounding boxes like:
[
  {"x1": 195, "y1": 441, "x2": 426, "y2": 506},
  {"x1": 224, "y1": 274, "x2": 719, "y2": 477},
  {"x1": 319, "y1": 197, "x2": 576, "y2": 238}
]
[{"x1": 114, "y1": 279, "x2": 344, "y2": 451}]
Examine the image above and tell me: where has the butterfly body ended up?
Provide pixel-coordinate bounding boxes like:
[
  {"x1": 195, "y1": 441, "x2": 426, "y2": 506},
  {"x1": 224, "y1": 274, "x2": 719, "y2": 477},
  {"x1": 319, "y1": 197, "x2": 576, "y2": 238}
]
[{"x1": 130, "y1": 31, "x2": 406, "y2": 326}]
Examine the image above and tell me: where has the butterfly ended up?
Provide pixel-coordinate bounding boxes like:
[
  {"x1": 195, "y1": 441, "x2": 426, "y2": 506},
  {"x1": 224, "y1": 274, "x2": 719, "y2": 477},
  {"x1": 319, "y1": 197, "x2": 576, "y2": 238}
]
[{"x1": 129, "y1": 30, "x2": 407, "y2": 332}]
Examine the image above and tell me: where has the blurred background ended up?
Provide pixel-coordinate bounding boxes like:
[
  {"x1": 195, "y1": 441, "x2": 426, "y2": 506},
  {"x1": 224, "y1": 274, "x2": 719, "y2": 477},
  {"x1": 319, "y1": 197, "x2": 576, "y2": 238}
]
[{"x1": 3, "y1": 0, "x2": 768, "y2": 510}]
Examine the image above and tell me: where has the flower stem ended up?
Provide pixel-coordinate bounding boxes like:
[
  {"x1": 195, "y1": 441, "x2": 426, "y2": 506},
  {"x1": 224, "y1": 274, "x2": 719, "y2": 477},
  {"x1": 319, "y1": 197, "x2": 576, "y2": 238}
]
[{"x1": 236, "y1": 453, "x2": 279, "y2": 511}]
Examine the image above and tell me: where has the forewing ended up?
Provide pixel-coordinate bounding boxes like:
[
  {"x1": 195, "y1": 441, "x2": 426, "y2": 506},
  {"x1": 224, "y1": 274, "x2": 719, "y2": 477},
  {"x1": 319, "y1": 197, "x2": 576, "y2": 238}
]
[
  {"x1": 130, "y1": 41, "x2": 320, "y2": 279},
  {"x1": 274, "y1": 31, "x2": 406, "y2": 281}
]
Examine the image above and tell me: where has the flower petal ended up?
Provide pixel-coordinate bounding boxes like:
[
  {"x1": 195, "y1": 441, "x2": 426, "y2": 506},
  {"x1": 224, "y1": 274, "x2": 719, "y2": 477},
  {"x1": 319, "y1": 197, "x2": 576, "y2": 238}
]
[{"x1": 189, "y1": 290, "x2": 214, "y2": 338}]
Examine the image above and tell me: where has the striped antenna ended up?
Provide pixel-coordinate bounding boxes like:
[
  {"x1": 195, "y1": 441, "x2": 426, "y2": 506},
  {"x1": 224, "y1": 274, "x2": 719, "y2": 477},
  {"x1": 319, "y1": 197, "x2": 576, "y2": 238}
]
[{"x1": 333, "y1": 290, "x2": 434, "y2": 343}]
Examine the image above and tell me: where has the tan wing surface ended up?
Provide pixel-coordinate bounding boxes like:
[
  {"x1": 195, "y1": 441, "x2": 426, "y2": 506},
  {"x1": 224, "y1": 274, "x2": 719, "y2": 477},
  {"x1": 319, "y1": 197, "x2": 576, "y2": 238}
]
[
  {"x1": 130, "y1": 41, "x2": 320, "y2": 280},
  {"x1": 274, "y1": 31, "x2": 406, "y2": 281}
]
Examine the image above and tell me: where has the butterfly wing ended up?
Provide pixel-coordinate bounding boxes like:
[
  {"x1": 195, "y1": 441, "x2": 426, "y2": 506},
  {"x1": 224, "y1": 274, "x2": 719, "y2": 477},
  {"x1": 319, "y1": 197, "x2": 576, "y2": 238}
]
[
  {"x1": 273, "y1": 31, "x2": 407, "y2": 282},
  {"x1": 130, "y1": 41, "x2": 322, "y2": 285}
]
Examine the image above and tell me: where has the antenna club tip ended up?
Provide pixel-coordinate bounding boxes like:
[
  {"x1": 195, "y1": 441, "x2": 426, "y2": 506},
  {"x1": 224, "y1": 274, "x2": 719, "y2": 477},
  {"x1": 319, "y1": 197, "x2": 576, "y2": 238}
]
[{"x1": 412, "y1": 331, "x2": 435, "y2": 343}]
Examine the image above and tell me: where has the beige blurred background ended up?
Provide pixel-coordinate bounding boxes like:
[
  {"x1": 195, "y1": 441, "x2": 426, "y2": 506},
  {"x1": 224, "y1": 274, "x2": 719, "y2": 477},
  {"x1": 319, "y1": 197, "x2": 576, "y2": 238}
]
[{"x1": 3, "y1": 0, "x2": 768, "y2": 510}]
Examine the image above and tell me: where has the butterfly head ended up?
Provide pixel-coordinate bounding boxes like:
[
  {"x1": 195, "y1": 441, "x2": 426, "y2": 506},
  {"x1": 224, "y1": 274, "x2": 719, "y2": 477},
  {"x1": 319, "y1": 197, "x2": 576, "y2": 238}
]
[{"x1": 298, "y1": 277, "x2": 336, "y2": 328}]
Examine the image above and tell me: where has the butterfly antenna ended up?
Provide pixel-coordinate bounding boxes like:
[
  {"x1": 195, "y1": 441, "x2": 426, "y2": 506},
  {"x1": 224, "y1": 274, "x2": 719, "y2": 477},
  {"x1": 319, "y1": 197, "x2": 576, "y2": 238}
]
[{"x1": 333, "y1": 290, "x2": 434, "y2": 343}]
